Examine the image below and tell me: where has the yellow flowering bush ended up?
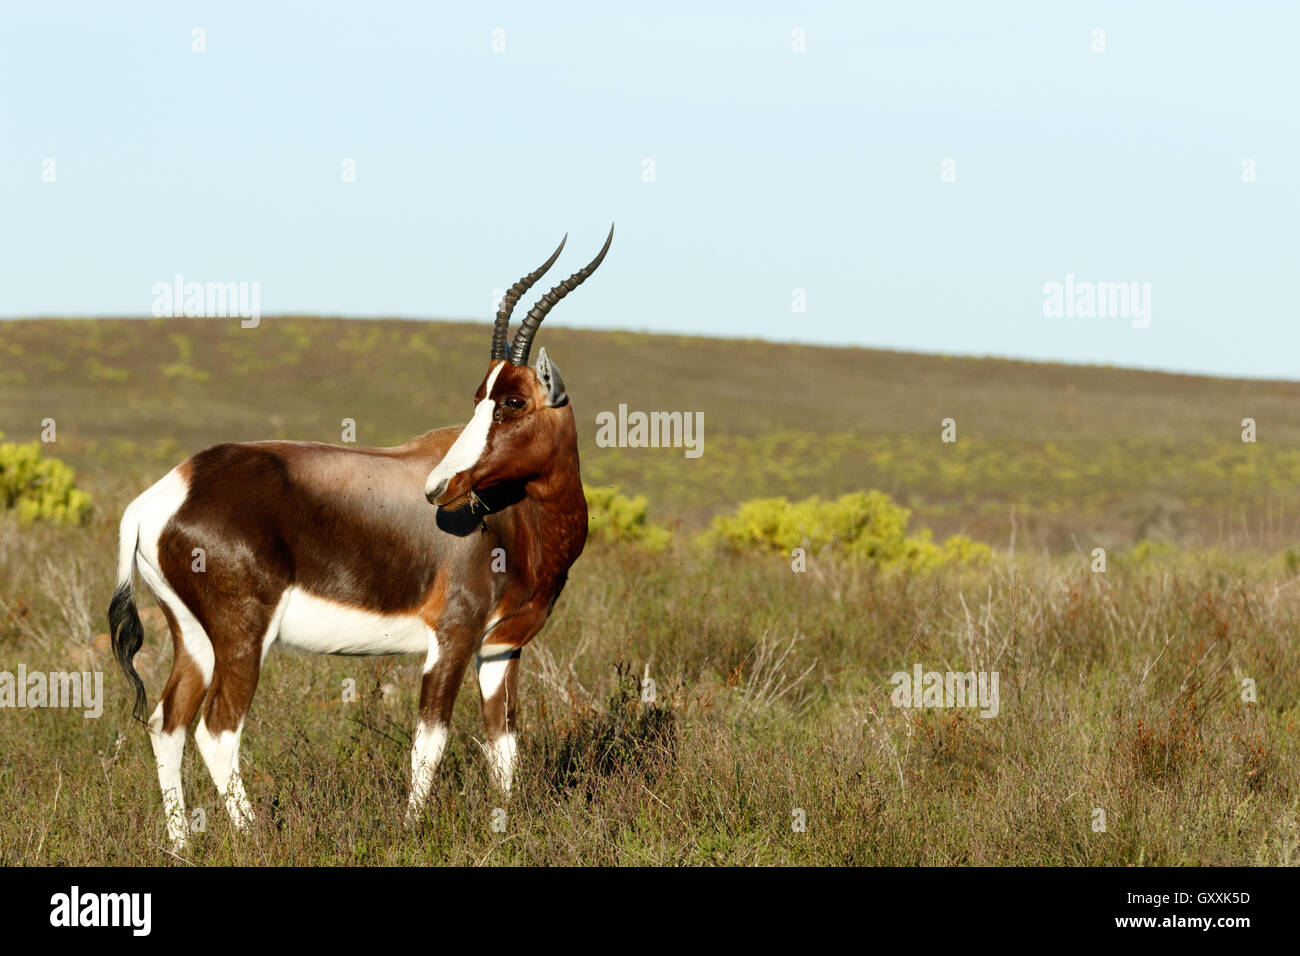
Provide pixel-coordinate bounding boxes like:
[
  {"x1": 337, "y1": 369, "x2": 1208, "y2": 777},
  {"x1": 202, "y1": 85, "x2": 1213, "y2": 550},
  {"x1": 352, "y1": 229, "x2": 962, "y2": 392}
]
[
  {"x1": 584, "y1": 485, "x2": 672, "y2": 551},
  {"x1": 0, "y1": 434, "x2": 92, "y2": 526},
  {"x1": 700, "y1": 490, "x2": 990, "y2": 570}
]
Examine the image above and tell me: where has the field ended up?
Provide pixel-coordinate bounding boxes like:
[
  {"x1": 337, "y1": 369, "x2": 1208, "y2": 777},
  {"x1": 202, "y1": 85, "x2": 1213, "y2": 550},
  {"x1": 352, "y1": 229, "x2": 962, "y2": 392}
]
[{"x1": 1, "y1": 317, "x2": 1298, "y2": 865}]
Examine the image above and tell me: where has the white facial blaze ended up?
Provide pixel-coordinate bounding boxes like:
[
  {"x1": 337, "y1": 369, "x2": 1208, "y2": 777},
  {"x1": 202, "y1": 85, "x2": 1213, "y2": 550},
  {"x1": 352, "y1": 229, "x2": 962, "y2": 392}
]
[{"x1": 424, "y1": 363, "x2": 504, "y2": 499}]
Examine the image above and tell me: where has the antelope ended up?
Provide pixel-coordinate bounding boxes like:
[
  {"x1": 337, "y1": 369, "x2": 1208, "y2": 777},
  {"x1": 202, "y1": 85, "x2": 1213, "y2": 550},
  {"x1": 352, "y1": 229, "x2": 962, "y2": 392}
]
[{"x1": 108, "y1": 228, "x2": 611, "y2": 848}]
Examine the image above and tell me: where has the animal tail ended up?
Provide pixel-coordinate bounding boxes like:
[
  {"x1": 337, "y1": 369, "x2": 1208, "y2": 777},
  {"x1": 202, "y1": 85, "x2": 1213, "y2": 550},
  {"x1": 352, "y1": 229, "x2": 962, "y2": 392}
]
[{"x1": 109, "y1": 504, "x2": 149, "y2": 724}]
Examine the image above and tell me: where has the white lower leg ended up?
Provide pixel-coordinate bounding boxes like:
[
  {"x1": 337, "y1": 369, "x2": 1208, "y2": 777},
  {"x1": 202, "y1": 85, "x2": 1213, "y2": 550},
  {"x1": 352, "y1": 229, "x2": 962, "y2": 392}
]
[
  {"x1": 476, "y1": 644, "x2": 519, "y2": 793},
  {"x1": 195, "y1": 718, "x2": 254, "y2": 829},
  {"x1": 147, "y1": 703, "x2": 188, "y2": 847},
  {"x1": 485, "y1": 732, "x2": 518, "y2": 793},
  {"x1": 406, "y1": 721, "x2": 449, "y2": 819}
]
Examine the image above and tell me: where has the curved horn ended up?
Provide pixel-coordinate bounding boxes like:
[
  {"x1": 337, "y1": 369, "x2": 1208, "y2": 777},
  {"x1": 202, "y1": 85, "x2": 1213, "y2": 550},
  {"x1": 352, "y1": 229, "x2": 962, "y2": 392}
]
[
  {"x1": 492, "y1": 235, "x2": 568, "y2": 361},
  {"x1": 510, "y1": 223, "x2": 614, "y2": 366}
]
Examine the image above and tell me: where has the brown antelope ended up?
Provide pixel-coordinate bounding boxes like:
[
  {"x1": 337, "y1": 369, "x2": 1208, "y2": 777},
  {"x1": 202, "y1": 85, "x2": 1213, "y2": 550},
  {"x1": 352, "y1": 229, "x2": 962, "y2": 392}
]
[{"x1": 108, "y1": 228, "x2": 610, "y2": 847}]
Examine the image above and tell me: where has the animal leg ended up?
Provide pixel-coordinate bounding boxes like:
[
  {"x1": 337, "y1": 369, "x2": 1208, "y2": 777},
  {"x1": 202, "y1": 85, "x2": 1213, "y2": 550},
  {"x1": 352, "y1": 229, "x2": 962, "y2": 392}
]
[
  {"x1": 476, "y1": 643, "x2": 521, "y2": 793},
  {"x1": 406, "y1": 626, "x2": 472, "y2": 820},
  {"x1": 147, "y1": 610, "x2": 209, "y2": 848}
]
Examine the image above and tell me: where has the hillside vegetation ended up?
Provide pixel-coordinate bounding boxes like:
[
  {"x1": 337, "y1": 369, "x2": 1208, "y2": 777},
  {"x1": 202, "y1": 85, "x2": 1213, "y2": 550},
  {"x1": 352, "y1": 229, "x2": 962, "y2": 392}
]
[
  {"x1": 0, "y1": 317, "x2": 1297, "y2": 866},
  {"x1": 4, "y1": 317, "x2": 1300, "y2": 548}
]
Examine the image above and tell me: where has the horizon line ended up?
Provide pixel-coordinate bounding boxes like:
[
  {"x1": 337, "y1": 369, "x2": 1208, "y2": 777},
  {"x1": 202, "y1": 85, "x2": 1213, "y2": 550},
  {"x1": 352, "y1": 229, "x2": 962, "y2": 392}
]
[{"x1": 2, "y1": 313, "x2": 1294, "y2": 387}]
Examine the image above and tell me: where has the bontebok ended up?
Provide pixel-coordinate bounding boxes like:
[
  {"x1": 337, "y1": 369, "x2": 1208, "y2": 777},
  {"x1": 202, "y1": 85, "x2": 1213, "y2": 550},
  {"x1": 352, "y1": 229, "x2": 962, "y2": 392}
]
[{"x1": 108, "y1": 228, "x2": 611, "y2": 847}]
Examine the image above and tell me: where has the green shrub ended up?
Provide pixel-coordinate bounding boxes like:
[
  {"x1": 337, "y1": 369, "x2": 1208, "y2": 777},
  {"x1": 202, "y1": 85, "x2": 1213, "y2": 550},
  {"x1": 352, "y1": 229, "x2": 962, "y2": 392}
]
[
  {"x1": 584, "y1": 485, "x2": 672, "y2": 551},
  {"x1": 927, "y1": 530, "x2": 995, "y2": 570},
  {"x1": 699, "y1": 490, "x2": 990, "y2": 570},
  {"x1": 1123, "y1": 539, "x2": 1179, "y2": 567},
  {"x1": 0, "y1": 434, "x2": 93, "y2": 526}
]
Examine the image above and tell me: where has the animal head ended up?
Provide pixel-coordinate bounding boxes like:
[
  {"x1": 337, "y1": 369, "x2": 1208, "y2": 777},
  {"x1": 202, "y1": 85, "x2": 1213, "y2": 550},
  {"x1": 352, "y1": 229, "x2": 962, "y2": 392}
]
[{"x1": 425, "y1": 226, "x2": 613, "y2": 510}]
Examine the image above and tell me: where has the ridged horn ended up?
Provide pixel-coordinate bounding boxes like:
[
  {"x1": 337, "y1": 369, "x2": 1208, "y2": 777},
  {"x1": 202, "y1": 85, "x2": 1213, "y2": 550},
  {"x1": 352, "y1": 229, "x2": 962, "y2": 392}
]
[
  {"x1": 492, "y1": 235, "x2": 568, "y2": 361},
  {"x1": 509, "y1": 224, "x2": 614, "y2": 366}
]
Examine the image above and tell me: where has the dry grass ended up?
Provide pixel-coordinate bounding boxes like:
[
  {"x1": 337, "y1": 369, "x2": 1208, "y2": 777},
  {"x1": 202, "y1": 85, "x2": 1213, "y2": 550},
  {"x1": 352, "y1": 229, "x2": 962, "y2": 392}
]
[
  {"x1": 1, "y1": 317, "x2": 1298, "y2": 865},
  {"x1": 1, "y1": 517, "x2": 1297, "y2": 865}
]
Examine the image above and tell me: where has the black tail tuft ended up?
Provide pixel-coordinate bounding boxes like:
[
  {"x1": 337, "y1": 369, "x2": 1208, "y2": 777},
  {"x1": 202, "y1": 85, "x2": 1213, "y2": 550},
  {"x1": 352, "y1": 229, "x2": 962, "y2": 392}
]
[{"x1": 108, "y1": 583, "x2": 148, "y2": 724}]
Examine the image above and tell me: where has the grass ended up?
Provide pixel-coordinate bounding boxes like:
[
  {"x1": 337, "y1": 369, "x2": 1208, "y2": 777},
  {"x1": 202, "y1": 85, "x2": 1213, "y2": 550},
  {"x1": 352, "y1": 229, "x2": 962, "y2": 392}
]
[{"x1": 0, "y1": 317, "x2": 1298, "y2": 865}]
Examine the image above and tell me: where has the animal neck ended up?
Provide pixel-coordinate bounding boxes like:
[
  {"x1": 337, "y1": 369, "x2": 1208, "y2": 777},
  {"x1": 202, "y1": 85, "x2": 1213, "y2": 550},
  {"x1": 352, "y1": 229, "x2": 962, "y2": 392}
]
[{"x1": 516, "y1": 438, "x2": 587, "y2": 594}]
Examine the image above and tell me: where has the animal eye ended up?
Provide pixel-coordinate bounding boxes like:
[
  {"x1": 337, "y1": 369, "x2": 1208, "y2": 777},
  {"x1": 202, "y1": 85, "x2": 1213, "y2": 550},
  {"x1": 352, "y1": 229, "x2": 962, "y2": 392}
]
[{"x1": 503, "y1": 396, "x2": 526, "y2": 410}]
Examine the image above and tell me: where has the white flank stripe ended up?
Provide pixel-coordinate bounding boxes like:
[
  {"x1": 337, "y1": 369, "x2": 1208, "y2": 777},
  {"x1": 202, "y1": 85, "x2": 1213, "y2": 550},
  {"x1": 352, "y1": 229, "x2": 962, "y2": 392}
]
[{"x1": 276, "y1": 587, "x2": 433, "y2": 657}]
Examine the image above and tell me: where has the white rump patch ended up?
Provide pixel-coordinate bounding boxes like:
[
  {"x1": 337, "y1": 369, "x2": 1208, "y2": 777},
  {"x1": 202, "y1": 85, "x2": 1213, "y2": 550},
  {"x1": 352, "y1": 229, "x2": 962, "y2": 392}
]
[{"x1": 128, "y1": 466, "x2": 215, "y2": 684}]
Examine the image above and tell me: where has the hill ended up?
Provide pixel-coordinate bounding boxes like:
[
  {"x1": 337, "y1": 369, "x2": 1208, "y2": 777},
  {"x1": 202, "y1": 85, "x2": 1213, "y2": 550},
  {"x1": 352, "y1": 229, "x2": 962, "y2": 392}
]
[
  {"x1": 2, "y1": 317, "x2": 1298, "y2": 866},
  {"x1": 5, "y1": 316, "x2": 1299, "y2": 550}
]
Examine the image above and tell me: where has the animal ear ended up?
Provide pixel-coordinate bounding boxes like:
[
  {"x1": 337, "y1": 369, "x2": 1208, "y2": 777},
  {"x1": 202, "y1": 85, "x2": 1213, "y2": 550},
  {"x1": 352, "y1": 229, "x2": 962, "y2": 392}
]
[{"x1": 535, "y1": 347, "x2": 568, "y2": 408}]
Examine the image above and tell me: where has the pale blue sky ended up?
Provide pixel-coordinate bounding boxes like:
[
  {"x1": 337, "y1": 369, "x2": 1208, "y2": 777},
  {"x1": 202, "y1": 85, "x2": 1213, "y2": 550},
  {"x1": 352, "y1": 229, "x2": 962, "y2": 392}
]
[{"x1": 2, "y1": 1, "x2": 1297, "y2": 378}]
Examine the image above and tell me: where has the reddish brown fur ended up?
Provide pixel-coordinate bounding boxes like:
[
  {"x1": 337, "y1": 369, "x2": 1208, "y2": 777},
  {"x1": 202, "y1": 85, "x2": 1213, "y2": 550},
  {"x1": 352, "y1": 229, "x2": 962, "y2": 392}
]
[
  {"x1": 121, "y1": 231, "x2": 611, "y2": 831},
  {"x1": 147, "y1": 359, "x2": 586, "y2": 763}
]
